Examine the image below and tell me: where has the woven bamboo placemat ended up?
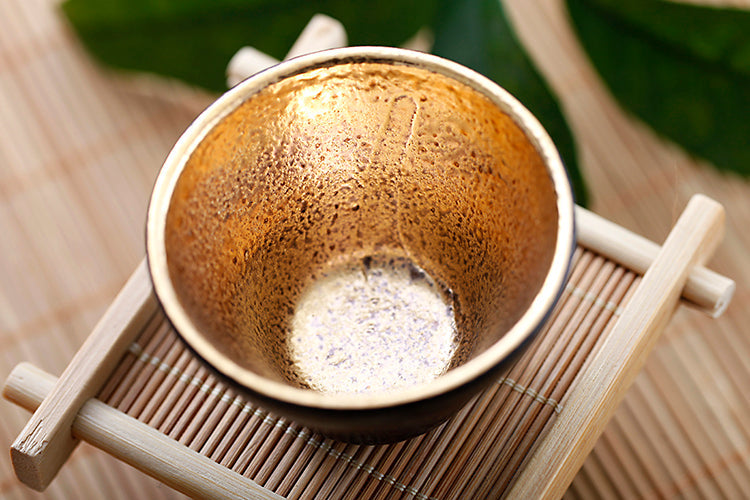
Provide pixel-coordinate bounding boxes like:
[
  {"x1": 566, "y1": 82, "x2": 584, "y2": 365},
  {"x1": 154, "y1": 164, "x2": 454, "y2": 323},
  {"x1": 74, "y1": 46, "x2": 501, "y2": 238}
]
[
  {"x1": 88, "y1": 247, "x2": 633, "y2": 499},
  {"x1": 1, "y1": 0, "x2": 748, "y2": 498}
]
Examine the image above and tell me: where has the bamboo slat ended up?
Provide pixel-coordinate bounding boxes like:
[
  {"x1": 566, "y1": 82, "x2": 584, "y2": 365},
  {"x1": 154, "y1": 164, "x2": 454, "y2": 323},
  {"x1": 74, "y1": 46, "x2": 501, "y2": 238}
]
[
  {"x1": 59, "y1": 245, "x2": 638, "y2": 499},
  {"x1": 4, "y1": 363, "x2": 281, "y2": 500},
  {"x1": 10, "y1": 260, "x2": 158, "y2": 491}
]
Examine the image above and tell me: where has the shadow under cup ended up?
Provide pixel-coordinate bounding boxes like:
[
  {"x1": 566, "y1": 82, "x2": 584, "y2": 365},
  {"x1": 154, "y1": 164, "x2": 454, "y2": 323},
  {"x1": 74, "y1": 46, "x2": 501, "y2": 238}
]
[{"x1": 148, "y1": 48, "x2": 574, "y2": 442}]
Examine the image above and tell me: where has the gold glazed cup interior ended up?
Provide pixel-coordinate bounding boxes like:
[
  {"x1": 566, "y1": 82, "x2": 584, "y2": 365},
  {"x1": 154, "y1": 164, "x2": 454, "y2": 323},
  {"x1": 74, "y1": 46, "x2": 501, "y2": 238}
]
[{"x1": 147, "y1": 48, "x2": 574, "y2": 438}]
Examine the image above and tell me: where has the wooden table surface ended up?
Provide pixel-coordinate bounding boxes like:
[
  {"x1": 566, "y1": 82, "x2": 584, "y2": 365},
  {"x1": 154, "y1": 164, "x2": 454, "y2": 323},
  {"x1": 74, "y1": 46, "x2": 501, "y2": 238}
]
[{"x1": 1, "y1": 0, "x2": 748, "y2": 498}]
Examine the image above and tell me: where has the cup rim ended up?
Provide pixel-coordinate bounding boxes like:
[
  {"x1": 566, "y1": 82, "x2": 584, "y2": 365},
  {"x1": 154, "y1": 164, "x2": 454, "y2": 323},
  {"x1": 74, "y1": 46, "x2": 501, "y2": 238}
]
[{"x1": 146, "y1": 46, "x2": 576, "y2": 411}]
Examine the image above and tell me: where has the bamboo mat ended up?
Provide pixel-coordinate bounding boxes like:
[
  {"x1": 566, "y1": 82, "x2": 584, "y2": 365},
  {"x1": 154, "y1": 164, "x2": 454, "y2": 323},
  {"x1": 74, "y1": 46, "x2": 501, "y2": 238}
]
[
  {"x1": 92, "y1": 247, "x2": 634, "y2": 499},
  {"x1": 1, "y1": 0, "x2": 748, "y2": 498}
]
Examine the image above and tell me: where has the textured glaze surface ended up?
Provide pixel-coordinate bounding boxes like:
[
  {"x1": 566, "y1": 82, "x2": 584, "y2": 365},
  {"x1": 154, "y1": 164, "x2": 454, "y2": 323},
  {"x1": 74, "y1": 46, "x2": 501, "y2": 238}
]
[
  {"x1": 164, "y1": 61, "x2": 558, "y2": 391},
  {"x1": 289, "y1": 254, "x2": 458, "y2": 393}
]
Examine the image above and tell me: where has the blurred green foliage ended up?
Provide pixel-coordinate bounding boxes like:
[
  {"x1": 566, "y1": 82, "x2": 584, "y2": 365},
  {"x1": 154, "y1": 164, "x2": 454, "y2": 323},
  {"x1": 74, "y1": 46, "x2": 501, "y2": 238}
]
[
  {"x1": 432, "y1": 0, "x2": 587, "y2": 204},
  {"x1": 567, "y1": 0, "x2": 750, "y2": 176},
  {"x1": 62, "y1": 0, "x2": 440, "y2": 92},
  {"x1": 61, "y1": 0, "x2": 750, "y2": 208}
]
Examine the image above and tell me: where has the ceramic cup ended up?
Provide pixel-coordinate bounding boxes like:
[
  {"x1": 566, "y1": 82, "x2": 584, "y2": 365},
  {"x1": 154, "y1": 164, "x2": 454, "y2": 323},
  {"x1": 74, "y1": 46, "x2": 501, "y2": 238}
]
[{"x1": 146, "y1": 47, "x2": 575, "y2": 443}]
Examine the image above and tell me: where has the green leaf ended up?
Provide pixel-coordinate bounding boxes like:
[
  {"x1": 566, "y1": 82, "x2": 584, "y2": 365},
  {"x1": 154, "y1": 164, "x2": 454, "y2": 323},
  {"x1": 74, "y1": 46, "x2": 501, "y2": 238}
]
[
  {"x1": 62, "y1": 0, "x2": 439, "y2": 92},
  {"x1": 431, "y1": 0, "x2": 588, "y2": 205},
  {"x1": 62, "y1": 0, "x2": 588, "y2": 203},
  {"x1": 566, "y1": 0, "x2": 750, "y2": 176}
]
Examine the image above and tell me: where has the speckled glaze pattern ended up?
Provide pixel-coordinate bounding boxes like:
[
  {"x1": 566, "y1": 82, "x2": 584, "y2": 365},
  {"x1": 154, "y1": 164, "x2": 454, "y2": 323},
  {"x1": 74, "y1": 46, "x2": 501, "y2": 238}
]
[
  {"x1": 288, "y1": 254, "x2": 459, "y2": 394},
  {"x1": 164, "y1": 61, "x2": 559, "y2": 392}
]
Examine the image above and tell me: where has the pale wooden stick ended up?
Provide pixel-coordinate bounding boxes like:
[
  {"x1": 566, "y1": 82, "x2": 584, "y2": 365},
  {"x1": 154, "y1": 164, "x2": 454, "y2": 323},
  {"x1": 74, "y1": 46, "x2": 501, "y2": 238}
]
[
  {"x1": 9, "y1": 259, "x2": 157, "y2": 491},
  {"x1": 284, "y1": 14, "x2": 348, "y2": 60},
  {"x1": 226, "y1": 47, "x2": 280, "y2": 87},
  {"x1": 4, "y1": 362, "x2": 282, "y2": 500},
  {"x1": 226, "y1": 14, "x2": 347, "y2": 87},
  {"x1": 507, "y1": 194, "x2": 726, "y2": 499},
  {"x1": 575, "y1": 205, "x2": 734, "y2": 317}
]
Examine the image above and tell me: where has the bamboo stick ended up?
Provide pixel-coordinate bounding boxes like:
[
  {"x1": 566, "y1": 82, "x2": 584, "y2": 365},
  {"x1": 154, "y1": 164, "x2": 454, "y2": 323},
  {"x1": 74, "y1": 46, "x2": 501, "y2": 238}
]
[
  {"x1": 226, "y1": 14, "x2": 346, "y2": 87},
  {"x1": 286, "y1": 437, "x2": 340, "y2": 500},
  {"x1": 575, "y1": 206, "x2": 734, "y2": 317},
  {"x1": 507, "y1": 194, "x2": 726, "y2": 498},
  {"x1": 4, "y1": 362, "x2": 282, "y2": 500},
  {"x1": 235, "y1": 411, "x2": 281, "y2": 476},
  {"x1": 171, "y1": 373, "x2": 220, "y2": 445},
  {"x1": 187, "y1": 385, "x2": 236, "y2": 452},
  {"x1": 259, "y1": 423, "x2": 309, "y2": 491},
  {"x1": 162, "y1": 365, "x2": 213, "y2": 440},
  {"x1": 223, "y1": 406, "x2": 271, "y2": 473},
  {"x1": 9, "y1": 259, "x2": 158, "y2": 491},
  {"x1": 314, "y1": 441, "x2": 363, "y2": 499},
  {"x1": 114, "y1": 320, "x2": 173, "y2": 413}
]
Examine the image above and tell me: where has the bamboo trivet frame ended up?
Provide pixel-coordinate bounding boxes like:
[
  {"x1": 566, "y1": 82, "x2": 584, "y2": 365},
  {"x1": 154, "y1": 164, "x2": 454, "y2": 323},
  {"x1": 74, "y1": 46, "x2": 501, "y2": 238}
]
[{"x1": 2, "y1": 194, "x2": 734, "y2": 499}]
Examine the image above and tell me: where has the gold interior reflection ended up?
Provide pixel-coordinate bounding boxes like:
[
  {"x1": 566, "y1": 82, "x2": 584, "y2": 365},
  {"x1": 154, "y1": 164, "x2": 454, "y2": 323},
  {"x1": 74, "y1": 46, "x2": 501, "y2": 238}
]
[{"x1": 164, "y1": 61, "x2": 559, "y2": 392}]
